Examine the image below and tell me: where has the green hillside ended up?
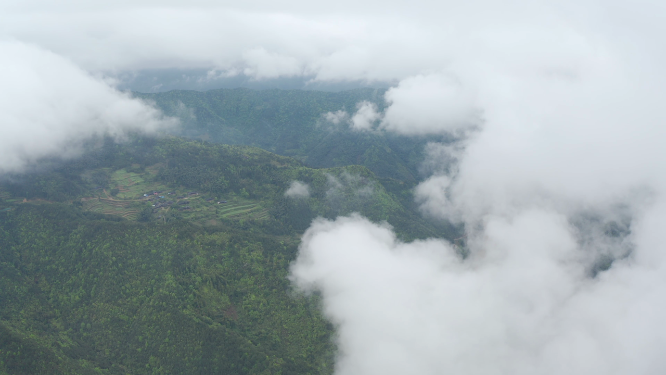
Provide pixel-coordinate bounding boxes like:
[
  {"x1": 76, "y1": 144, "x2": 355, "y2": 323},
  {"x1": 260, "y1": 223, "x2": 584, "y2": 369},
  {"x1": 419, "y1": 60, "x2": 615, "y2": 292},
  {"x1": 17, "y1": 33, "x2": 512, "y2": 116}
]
[
  {"x1": 0, "y1": 204, "x2": 332, "y2": 375},
  {"x1": 0, "y1": 136, "x2": 453, "y2": 239},
  {"x1": 0, "y1": 136, "x2": 457, "y2": 374}
]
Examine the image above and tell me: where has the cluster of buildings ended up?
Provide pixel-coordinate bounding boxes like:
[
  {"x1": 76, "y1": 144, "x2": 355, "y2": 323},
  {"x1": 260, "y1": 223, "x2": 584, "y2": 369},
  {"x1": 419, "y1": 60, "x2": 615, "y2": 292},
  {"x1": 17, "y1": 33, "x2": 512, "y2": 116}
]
[
  {"x1": 141, "y1": 190, "x2": 228, "y2": 213},
  {"x1": 142, "y1": 190, "x2": 209, "y2": 212}
]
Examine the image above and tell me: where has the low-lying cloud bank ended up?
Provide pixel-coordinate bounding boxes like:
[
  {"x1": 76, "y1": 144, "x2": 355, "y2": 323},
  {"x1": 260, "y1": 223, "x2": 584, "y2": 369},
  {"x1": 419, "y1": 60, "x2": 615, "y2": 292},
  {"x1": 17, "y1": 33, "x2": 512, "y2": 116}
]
[
  {"x1": 291, "y1": 209, "x2": 666, "y2": 374},
  {"x1": 290, "y1": 1, "x2": 666, "y2": 373},
  {"x1": 0, "y1": 41, "x2": 177, "y2": 174}
]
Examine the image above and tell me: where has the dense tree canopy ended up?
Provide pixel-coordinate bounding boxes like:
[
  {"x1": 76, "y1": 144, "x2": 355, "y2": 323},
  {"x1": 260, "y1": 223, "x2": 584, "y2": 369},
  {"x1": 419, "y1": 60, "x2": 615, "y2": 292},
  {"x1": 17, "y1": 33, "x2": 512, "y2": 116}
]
[{"x1": 0, "y1": 133, "x2": 458, "y2": 374}]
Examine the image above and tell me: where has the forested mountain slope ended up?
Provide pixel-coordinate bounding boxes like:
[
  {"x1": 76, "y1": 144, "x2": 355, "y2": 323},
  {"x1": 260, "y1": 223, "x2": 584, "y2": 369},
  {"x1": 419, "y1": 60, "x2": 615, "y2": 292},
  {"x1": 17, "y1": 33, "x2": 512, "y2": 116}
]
[
  {"x1": 0, "y1": 204, "x2": 332, "y2": 374},
  {"x1": 0, "y1": 136, "x2": 457, "y2": 374}
]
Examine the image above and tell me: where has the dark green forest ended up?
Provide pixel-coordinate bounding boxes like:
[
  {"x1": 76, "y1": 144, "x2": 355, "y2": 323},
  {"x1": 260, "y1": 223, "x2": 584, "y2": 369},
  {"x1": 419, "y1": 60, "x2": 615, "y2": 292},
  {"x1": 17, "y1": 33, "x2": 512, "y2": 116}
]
[
  {"x1": 0, "y1": 90, "x2": 457, "y2": 374},
  {"x1": 0, "y1": 204, "x2": 332, "y2": 374}
]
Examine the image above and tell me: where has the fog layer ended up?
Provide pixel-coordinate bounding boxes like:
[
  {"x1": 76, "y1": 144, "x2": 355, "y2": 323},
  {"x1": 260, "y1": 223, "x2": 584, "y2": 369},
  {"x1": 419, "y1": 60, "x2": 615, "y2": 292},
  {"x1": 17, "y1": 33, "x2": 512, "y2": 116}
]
[
  {"x1": 0, "y1": 41, "x2": 176, "y2": 173},
  {"x1": 290, "y1": 1, "x2": 666, "y2": 374}
]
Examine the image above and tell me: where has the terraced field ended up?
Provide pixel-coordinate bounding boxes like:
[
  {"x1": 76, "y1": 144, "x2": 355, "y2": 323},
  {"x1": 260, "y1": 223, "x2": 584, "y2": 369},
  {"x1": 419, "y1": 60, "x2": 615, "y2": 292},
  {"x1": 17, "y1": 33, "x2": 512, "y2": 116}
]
[
  {"x1": 217, "y1": 201, "x2": 270, "y2": 220},
  {"x1": 3, "y1": 165, "x2": 275, "y2": 224},
  {"x1": 0, "y1": 189, "x2": 19, "y2": 204},
  {"x1": 83, "y1": 197, "x2": 142, "y2": 220},
  {"x1": 85, "y1": 166, "x2": 274, "y2": 223},
  {"x1": 177, "y1": 196, "x2": 271, "y2": 224}
]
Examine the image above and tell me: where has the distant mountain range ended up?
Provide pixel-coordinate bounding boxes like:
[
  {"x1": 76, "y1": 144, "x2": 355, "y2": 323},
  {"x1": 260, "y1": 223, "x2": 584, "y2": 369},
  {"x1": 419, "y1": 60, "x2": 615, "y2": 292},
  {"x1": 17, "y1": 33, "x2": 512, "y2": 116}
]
[{"x1": 137, "y1": 88, "x2": 452, "y2": 182}]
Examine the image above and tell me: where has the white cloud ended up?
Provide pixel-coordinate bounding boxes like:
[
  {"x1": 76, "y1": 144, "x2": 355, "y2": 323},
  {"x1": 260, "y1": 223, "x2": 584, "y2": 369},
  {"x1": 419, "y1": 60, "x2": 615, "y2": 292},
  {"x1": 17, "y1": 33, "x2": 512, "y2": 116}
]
[
  {"x1": 418, "y1": 142, "x2": 462, "y2": 177},
  {"x1": 0, "y1": 40, "x2": 176, "y2": 173},
  {"x1": 285, "y1": 180, "x2": 311, "y2": 198},
  {"x1": 283, "y1": 2, "x2": 666, "y2": 374},
  {"x1": 0, "y1": 1, "x2": 559, "y2": 82},
  {"x1": 325, "y1": 172, "x2": 375, "y2": 202},
  {"x1": 242, "y1": 47, "x2": 302, "y2": 79},
  {"x1": 380, "y1": 73, "x2": 477, "y2": 135},
  {"x1": 413, "y1": 175, "x2": 455, "y2": 220},
  {"x1": 324, "y1": 110, "x2": 349, "y2": 125},
  {"x1": 350, "y1": 101, "x2": 380, "y2": 131},
  {"x1": 291, "y1": 210, "x2": 666, "y2": 374}
]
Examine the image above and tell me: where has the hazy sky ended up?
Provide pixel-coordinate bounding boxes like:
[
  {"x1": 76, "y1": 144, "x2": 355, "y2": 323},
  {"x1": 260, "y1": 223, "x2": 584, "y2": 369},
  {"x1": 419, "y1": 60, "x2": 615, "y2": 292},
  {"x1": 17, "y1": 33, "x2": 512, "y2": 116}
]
[{"x1": 3, "y1": 0, "x2": 666, "y2": 373}]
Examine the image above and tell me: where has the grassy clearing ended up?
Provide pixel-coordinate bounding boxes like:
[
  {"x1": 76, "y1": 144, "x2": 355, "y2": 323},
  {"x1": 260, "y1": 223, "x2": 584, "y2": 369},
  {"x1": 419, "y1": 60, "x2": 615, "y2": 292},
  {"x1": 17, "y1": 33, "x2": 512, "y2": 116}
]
[
  {"x1": 174, "y1": 196, "x2": 270, "y2": 224},
  {"x1": 110, "y1": 169, "x2": 166, "y2": 199},
  {"x1": 215, "y1": 200, "x2": 268, "y2": 221},
  {"x1": 218, "y1": 203, "x2": 258, "y2": 214},
  {"x1": 221, "y1": 206, "x2": 261, "y2": 218}
]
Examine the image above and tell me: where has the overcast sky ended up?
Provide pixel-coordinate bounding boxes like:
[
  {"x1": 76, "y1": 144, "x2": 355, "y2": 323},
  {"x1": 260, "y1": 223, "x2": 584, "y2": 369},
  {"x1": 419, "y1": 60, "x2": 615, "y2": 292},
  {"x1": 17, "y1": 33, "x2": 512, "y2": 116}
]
[
  {"x1": 3, "y1": 1, "x2": 666, "y2": 373},
  {"x1": 4, "y1": 0, "x2": 645, "y2": 81}
]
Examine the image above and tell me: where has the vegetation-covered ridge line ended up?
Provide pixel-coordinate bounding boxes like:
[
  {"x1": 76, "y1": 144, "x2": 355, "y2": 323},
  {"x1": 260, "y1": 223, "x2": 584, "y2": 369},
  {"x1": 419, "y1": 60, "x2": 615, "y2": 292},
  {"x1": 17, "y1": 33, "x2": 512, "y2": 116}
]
[{"x1": 0, "y1": 136, "x2": 456, "y2": 240}]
